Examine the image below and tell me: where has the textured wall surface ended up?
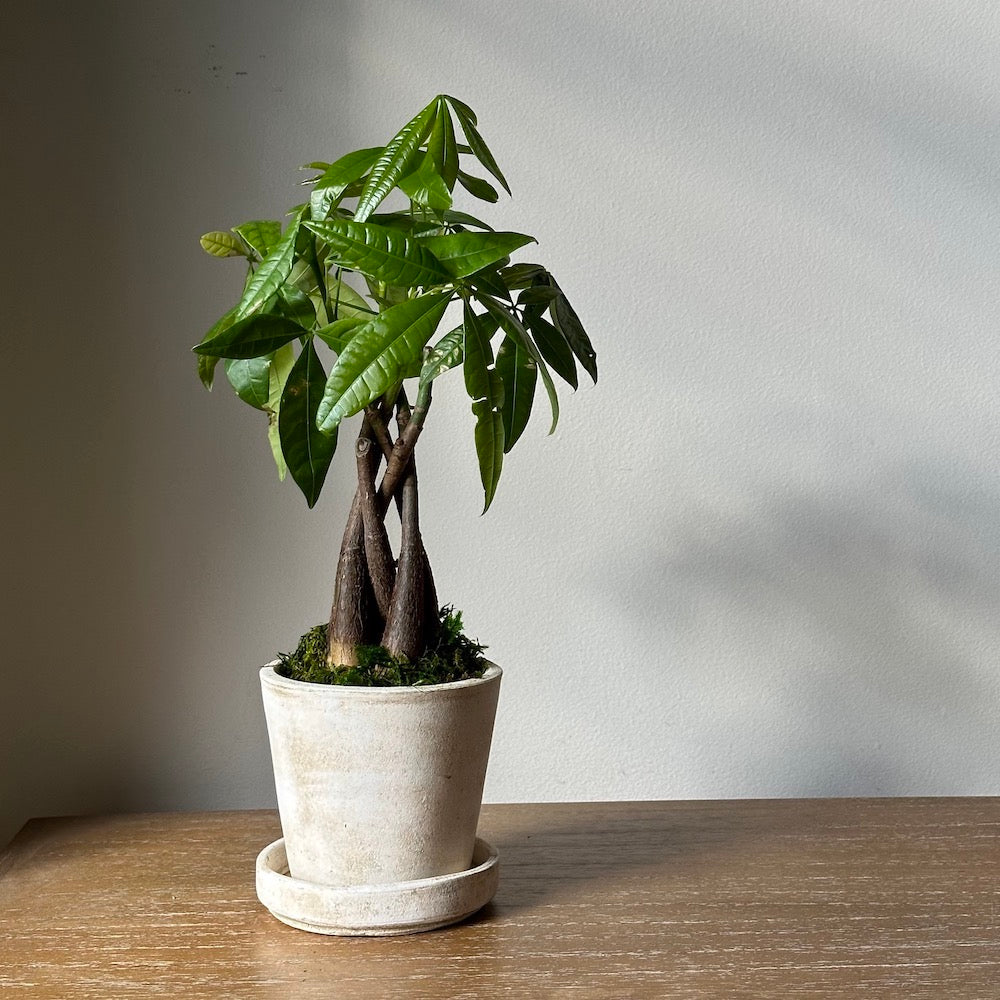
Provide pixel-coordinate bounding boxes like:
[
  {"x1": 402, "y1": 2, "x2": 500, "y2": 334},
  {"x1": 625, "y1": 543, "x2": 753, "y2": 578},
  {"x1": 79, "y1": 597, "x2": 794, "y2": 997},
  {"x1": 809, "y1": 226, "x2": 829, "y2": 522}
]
[{"x1": 4, "y1": 1, "x2": 1000, "y2": 846}]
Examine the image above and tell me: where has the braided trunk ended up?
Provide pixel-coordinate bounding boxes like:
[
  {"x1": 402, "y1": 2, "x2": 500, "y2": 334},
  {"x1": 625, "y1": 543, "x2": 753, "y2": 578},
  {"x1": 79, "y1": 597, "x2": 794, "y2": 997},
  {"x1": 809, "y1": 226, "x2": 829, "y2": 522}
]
[{"x1": 327, "y1": 387, "x2": 437, "y2": 667}]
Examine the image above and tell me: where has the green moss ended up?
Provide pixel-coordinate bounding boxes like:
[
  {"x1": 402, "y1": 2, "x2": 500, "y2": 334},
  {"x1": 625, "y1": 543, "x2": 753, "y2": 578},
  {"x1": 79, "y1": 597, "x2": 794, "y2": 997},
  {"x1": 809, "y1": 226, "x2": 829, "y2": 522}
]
[{"x1": 275, "y1": 607, "x2": 488, "y2": 686}]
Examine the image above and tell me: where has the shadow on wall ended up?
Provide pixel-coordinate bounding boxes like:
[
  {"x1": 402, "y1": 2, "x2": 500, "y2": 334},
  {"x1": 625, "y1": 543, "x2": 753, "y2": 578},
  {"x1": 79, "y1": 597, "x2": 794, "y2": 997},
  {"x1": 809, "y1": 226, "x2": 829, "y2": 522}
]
[
  {"x1": 0, "y1": 0, "x2": 365, "y2": 842},
  {"x1": 607, "y1": 459, "x2": 1000, "y2": 797}
]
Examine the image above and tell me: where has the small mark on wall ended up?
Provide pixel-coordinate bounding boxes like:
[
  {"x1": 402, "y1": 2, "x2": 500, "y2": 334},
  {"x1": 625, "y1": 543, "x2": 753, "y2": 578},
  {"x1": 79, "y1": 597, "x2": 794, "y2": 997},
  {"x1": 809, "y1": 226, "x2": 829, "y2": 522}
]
[{"x1": 200, "y1": 44, "x2": 265, "y2": 89}]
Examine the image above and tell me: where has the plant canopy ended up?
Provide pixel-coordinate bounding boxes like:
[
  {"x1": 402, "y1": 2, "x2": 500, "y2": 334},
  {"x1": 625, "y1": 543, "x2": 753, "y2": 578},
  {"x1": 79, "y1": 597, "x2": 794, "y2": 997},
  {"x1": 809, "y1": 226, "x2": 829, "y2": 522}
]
[{"x1": 195, "y1": 95, "x2": 596, "y2": 676}]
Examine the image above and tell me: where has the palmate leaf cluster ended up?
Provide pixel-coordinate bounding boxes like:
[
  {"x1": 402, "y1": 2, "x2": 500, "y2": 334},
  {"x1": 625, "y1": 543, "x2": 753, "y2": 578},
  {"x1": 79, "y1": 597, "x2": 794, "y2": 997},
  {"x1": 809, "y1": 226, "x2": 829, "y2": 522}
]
[{"x1": 194, "y1": 95, "x2": 596, "y2": 511}]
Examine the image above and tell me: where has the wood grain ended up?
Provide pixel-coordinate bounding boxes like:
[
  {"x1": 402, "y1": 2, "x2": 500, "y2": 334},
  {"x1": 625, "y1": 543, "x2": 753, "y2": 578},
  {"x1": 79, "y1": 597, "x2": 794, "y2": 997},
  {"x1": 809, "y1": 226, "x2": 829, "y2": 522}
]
[{"x1": 1, "y1": 799, "x2": 998, "y2": 998}]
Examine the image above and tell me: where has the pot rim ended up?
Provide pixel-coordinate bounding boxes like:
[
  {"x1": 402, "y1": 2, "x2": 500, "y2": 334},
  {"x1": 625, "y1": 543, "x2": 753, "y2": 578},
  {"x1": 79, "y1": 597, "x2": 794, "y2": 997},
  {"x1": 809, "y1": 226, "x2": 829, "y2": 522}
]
[{"x1": 260, "y1": 660, "x2": 501, "y2": 698}]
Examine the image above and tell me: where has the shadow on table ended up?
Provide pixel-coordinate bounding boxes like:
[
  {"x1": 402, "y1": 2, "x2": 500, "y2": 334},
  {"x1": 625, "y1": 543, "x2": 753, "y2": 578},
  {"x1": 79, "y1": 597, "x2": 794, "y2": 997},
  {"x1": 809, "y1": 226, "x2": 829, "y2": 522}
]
[{"x1": 478, "y1": 799, "x2": 811, "y2": 915}]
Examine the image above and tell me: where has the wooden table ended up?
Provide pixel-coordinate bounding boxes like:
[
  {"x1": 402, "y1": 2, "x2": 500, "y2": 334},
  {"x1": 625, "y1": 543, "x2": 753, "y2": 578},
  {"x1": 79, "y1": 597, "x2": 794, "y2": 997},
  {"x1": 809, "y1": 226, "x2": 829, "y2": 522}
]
[{"x1": 1, "y1": 799, "x2": 998, "y2": 998}]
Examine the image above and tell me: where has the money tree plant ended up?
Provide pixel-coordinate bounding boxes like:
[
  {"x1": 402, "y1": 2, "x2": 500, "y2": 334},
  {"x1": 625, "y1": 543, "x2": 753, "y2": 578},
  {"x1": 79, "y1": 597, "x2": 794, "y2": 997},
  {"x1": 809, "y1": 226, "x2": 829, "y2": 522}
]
[{"x1": 194, "y1": 95, "x2": 596, "y2": 680}]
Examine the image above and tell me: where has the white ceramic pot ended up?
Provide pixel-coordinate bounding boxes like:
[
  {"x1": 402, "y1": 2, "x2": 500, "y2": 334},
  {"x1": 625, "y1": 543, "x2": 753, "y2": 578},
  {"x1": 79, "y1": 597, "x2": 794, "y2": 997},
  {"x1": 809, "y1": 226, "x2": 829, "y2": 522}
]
[{"x1": 259, "y1": 663, "x2": 502, "y2": 889}]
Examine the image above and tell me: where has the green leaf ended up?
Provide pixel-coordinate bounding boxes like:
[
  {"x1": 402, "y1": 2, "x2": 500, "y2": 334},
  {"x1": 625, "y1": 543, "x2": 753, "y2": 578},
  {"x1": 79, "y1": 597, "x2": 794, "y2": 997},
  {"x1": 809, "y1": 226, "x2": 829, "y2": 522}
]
[
  {"x1": 427, "y1": 98, "x2": 459, "y2": 190},
  {"x1": 501, "y1": 262, "x2": 545, "y2": 289},
  {"x1": 279, "y1": 339, "x2": 338, "y2": 507},
  {"x1": 193, "y1": 312, "x2": 306, "y2": 359},
  {"x1": 398, "y1": 155, "x2": 453, "y2": 213},
  {"x1": 550, "y1": 284, "x2": 598, "y2": 383},
  {"x1": 517, "y1": 285, "x2": 560, "y2": 305},
  {"x1": 462, "y1": 303, "x2": 494, "y2": 401},
  {"x1": 309, "y1": 147, "x2": 382, "y2": 189},
  {"x1": 224, "y1": 356, "x2": 271, "y2": 408},
  {"x1": 266, "y1": 344, "x2": 295, "y2": 481},
  {"x1": 354, "y1": 101, "x2": 436, "y2": 222},
  {"x1": 398, "y1": 354, "x2": 425, "y2": 381},
  {"x1": 200, "y1": 231, "x2": 246, "y2": 258},
  {"x1": 456, "y1": 169, "x2": 499, "y2": 203},
  {"x1": 471, "y1": 368, "x2": 505, "y2": 512},
  {"x1": 467, "y1": 269, "x2": 512, "y2": 301},
  {"x1": 364, "y1": 211, "x2": 429, "y2": 232},
  {"x1": 525, "y1": 309, "x2": 578, "y2": 389},
  {"x1": 327, "y1": 276, "x2": 376, "y2": 319},
  {"x1": 496, "y1": 335, "x2": 537, "y2": 452},
  {"x1": 446, "y1": 95, "x2": 478, "y2": 127},
  {"x1": 196, "y1": 306, "x2": 240, "y2": 387},
  {"x1": 286, "y1": 257, "x2": 320, "y2": 299},
  {"x1": 305, "y1": 219, "x2": 452, "y2": 288},
  {"x1": 309, "y1": 188, "x2": 339, "y2": 223},
  {"x1": 317, "y1": 292, "x2": 452, "y2": 432},
  {"x1": 443, "y1": 209, "x2": 495, "y2": 231},
  {"x1": 419, "y1": 324, "x2": 465, "y2": 387},
  {"x1": 478, "y1": 293, "x2": 559, "y2": 434},
  {"x1": 314, "y1": 315, "x2": 367, "y2": 354},
  {"x1": 277, "y1": 282, "x2": 316, "y2": 327},
  {"x1": 365, "y1": 212, "x2": 451, "y2": 241},
  {"x1": 232, "y1": 220, "x2": 282, "y2": 258},
  {"x1": 267, "y1": 416, "x2": 287, "y2": 479},
  {"x1": 446, "y1": 95, "x2": 511, "y2": 196},
  {"x1": 235, "y1": 210, "x2": 304, "y2": 319},
  {"x1": 197, "y1": 353, "x2": 219, "y2": 390},
  {"x1": 309, "y1": 146, "x2": 382, "y2": 220},
  {"x1": 536, "y1": 351, "x2": 560, "y2": 434},
  {"x1": 461, "y1": 300, "x2": 505, "y2": 511},
  {"x1": 418, "y1": 231, "x2": 534, "y2": 279}
]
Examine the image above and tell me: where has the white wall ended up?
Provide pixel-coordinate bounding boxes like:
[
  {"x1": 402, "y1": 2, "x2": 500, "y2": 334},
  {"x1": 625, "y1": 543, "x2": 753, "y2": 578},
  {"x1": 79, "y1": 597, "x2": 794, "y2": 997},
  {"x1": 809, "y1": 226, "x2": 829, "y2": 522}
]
[{"x1": 4, "y1": 0, "x2": 1000, "y2": 847}]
